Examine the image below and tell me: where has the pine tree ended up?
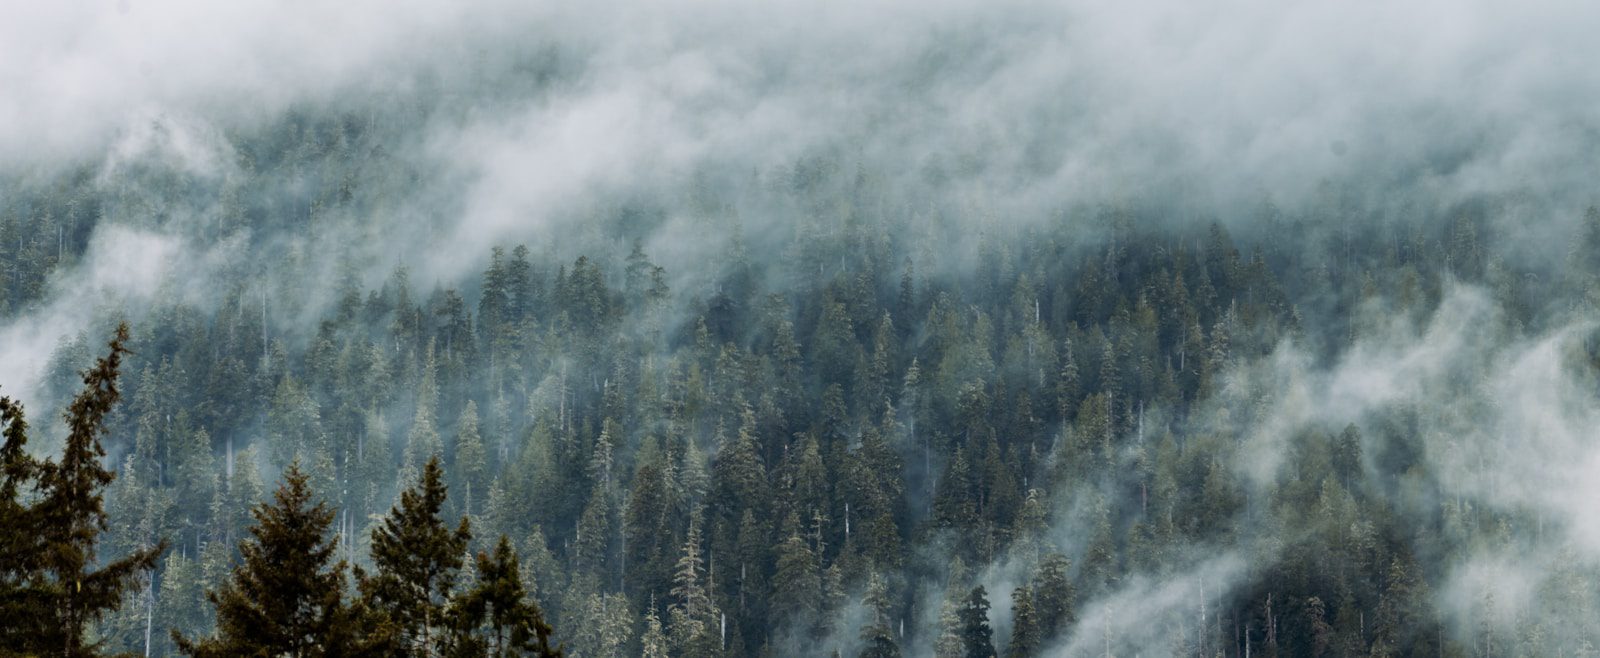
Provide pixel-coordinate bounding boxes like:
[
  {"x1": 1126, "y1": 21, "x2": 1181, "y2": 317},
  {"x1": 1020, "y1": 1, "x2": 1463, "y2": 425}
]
[
  {"x1": 403, "y1": 343, "x2": 443, "y2": 477},
  {"x1": 1007, "y1": 586, "x2": 1039, "y2": 658},
  {"x1": 1, "y1": 323, "x2": 166, "y2": 656},
  {"x1": 1032, "y1": 552, "x2": 1074, "y2": 642},
  {"x1": 640, "y1": 605, "x2": 669, "y2": 658},
  {"x1": 569, "y1": 591, "x2": 632, "y2": 658},
  {"x1": 446, "y1": 534, "x2": 560, "y2": 657},
  {"x1": 934, "y1": 596, "x2": 964, "y2": 658},
  {"x1": 156, "y1": 550, "x2": 208, "y2": 657},
  {"x1": 0, "y1": 381, "x2": 44, "y2": 648},
  {"x1": 858, "y1": 572, "x2": 900, "y2": 658},
  {"x1": 959, "y1": 586, "x2": 995, "y2": 658},
  {"x1": 175, "y1": 461, "x2": 363, "y2": 657},
  {"x1": 1305, "y1": 596, "x2": 1333, "y2": 658},
  {"x1": 668, "y1": 514, "x2": 719, "y2": 657},
  {"x1": 623, "y1": 450, "x2": 676, "y2": 602},
  {"x1": 1011, "y1": 489, "x2": 1047, "y2": 563},
  {"x1": 572, "y1": 480, "x2": 613, "y2": 575},
  {"x1": 359, "y1": 455, "x2": 473, "y2": 656},
  {"x1": 770, "y1": 531, "x2": 822, "y2": 626},
  {"x1": 455, "y1": 402, "x2": 488, "y2": 515}
]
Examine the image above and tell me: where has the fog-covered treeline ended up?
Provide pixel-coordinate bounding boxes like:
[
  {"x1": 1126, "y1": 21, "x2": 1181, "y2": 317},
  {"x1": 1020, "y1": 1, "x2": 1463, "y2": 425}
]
[
  {"x1": 8, "y1": 1, "x2": 1600, "y2": 657},
  {"x1": 15, "y1": 133, "x2": 1600, "y2": 655}
]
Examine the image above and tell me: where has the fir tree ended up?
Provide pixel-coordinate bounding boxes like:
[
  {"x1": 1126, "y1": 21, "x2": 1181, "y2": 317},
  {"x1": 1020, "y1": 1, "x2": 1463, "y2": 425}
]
[
  {"x1": 175, "y1": 461, "x2": 363, "y2": 657},
  {"x1": 958, "y1": 586, "x2": 995, "y2": 658},
  {"x1": 359, "y1": 455, "x2": 473, "y2": 656},
  {"x1": 2, "y1": 324, "x2": 166, "y2": 656},
  {"x1": 858, "y1": 572, "x2": 900, "y2": 658},
  {"x1": 0, "y1": 379, "x2": 43, "y2": 649},
  {"x1": 454, "y1": 402, "x2": 488, "y2": 515},
  {"x1": 770, "y1": 531, "x2": 822, "y2": 626},
  {"x1": 640, "y1": 604, "x2": 669, "y2": 658},
  {"x1": 1007, "y1": 586, "x2": 1039, "y2": 658},
  {"x1": 1032, "y1": 552, "x2": 1074, "y2": 642},
  {"x1": 933, "y1": 596, "x2": 964, "y2": 658},
  {"x1": 668, "y1": 514, "x2": 719, "y2": 657},
  {"x1": 446, "y1": 534, "x2": 560, "y2": 657}
]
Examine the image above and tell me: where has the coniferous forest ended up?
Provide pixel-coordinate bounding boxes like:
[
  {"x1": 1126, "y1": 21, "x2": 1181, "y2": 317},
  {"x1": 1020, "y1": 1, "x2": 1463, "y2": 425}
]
[{"x1": 7, "y1": 3, "x2": 1600, "y2": 657}]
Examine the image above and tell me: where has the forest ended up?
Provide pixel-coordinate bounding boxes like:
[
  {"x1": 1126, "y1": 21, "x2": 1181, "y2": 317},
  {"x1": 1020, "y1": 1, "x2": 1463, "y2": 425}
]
[{"x1": 8, "y1": 2, "x2": 1600, "y2": 657}]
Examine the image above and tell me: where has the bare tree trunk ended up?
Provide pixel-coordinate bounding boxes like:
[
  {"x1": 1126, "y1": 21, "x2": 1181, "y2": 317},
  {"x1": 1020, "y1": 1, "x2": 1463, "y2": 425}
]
[{"x1": 144, "y1": 581, "x2": 154, "y2": 658}]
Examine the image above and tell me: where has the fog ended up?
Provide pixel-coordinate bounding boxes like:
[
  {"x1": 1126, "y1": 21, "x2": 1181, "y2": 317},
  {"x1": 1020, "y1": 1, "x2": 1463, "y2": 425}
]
[{"x1": 6, "y1": 1, "x2": 1600, "y2": 655}]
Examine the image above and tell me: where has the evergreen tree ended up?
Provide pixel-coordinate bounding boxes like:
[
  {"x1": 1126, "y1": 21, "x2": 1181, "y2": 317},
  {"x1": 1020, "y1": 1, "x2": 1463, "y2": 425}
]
[
  {"x1": 668, "y1": 514, "x2": 720, "y2": 656},
  {"x1": 1006, "y1": 586, "x2": 1039, "y2": 658},
  {"x1": 770, "y1": 531, "x2": 822, "y2": 627},
  {"x1": 623, "y1": 453, "x2": 675, "y2": 603},
  {"x1": 0, "y1": 324, "x2": 165, "y2": 656},
  {"x1": 455, "y1": 402, "x2": 489, "y2": 514},
  {"x1": 858, "y1": 572, "x2": 900, "y2": 658},
  {"x1": 403, "y1": 343, "x2": 443, "y2": 477},
  {"x1": 1032, "y1": 553, "x2": 1074, "y2": 642},
  {"x1": 0, "y1": 381, "x2": 44, "y2": 649},
  {"x1": 933, "y1": 596, "x2": 964, "y2": 658},
  {"x1": 446, "y1": 534, "x2": 561, "y2": 657},
  {"x1": 359, "y1": 455, "x2": 473, "y2": 656},
  {"x1": 958, "y1": 586, "x2": 995, "y2": 658},
  {"x1": 640, "y1": 604, "x2": 669, "y2": 658},
  {"x1": 568, "y1": 591, "x2": 631, "y2": 658},
  {"x1": 156, "y1": 550, "x2": 209, "y2": 657},
  {"x1": 175, "y1": 461, "x2": 363, "y2": 657}
]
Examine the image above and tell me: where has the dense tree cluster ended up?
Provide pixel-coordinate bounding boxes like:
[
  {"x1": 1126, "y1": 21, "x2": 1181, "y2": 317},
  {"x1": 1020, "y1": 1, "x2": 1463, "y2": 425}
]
[
  {"x1": 7, "y1": 102, "x2": 1600, "y2": 657},
  {"x1": 3, "y1": 328, "x2": 558, "y2": 657}
]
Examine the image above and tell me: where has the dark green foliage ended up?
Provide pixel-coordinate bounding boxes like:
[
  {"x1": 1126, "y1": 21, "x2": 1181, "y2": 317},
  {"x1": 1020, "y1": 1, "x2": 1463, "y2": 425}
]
[
  {"x1": 858, "y1": 572, "x2": 899, "y2": 658},
  {"x1": 958, "y1": 586, "x2": 995, "y2": 658},
  {"x1": 0, "y1": 323, "x2": 165, "y2": 656},
  {"x1": 1031, "y1": 553, "x2": 1074, "y2": 643},
  {"x1": 1006, "y1": 586, "x2": 1038, "y2": 658},
  {"x1": 358, "y1": 455, "x2": 473, "y2": 656},
  {"x1": 769, "y1": 531, "x2": 821, "y2": 627},
  {"x1": 446, "y1": 535, "x2": 561, "y2": 657},
  {"x1": 13, "y1": 139, "x2": 1587, "y2": 658},
  {"x1": 173, "y1": 461, "x2": 362, "y2": 657}
]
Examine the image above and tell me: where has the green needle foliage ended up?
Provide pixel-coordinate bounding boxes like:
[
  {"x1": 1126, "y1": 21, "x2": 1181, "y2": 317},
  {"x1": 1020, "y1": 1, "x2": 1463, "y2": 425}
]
[
  {"x1": 174, "y1": 461, "x2": 364, "y2": 657},
  {"x1": 446, "y1": 534, "x2": 561, "y2": 657},
  {"x1": 0, "y1": 323, "x2": 165, "y2": 657},
  {"x1": 359, "y1": 454, "x2": 473, "y2": 657}
]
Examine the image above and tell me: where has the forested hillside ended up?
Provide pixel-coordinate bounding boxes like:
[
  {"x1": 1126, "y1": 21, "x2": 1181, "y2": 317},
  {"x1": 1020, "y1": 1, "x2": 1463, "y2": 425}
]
[
  {"x1": 8, "y1": 2, "x2": 1600, "y2": 657},
  {"x1": 9, "y1": 138, "x2": 1600, "y2": 655}
]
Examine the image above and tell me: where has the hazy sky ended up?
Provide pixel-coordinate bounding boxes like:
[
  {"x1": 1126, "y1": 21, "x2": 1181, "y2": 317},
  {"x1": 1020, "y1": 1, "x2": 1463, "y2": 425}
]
[
  {"x1": 7, "y1": 0, "x2": 1600, "y2": 463},
  {"x1": 7, "y1": 0, "x2": 1600, "y2": 212},
  {"x1": 6, "y1": 0, "x2": 1599, "y2": 442}
]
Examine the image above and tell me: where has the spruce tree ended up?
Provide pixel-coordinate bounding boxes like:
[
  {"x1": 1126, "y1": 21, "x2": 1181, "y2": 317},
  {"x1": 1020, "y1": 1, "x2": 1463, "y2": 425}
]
[
  {"x1": 933, "y1": 596, "x2": 963, "y2": 658},
  {"x1": 175, "y1": 461, "x2": 362, "y2": 657},
  {"x1": 0, "y1": 387, "x2": 42, "y2": 648},
  {"x1": 858, "y1": 572, "x2": 900, "y2": 658},
  {"x1": 640, "y1": 605, "x2": 669, "y2": 658},
  {"x1": 1, "y1": 324, "x2": 165, "y2": 656},
  {"x1": 1006, "y1": 586, "x2": 1039, "y2": 658},
  {"x1": 769, "y1": 531, "x2": 821, "y2": 625},
  {"x1": 1032, "y1": 552, "x2": 1075, "y2": 641},
  {"x1": 446, "y1": 534, "x2": 560, "y2": 657},
  {"x1": 958, "y1": 586, "x2": 995, "y2": 658},
  {"x1": 454, "y1": 402, "x2": 488, "y2": 514},
  {"x1": 359, "y1": 455, "x2": 472, "y2": 656},
  {"x1": 668, "y1": 514, "x2": 719, "y2": 657}
]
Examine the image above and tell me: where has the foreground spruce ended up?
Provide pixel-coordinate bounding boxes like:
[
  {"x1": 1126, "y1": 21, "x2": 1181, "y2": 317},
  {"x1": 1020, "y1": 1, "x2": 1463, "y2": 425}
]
[
  {"x1": 173, "y1": 461, "x2": 365, "y2": 656},
  {"x1": 357, "y1": 454, "x2": 472, "y2": 656},
  {"x1": 0, "y1": 323, "x2": 165, "y2": 657}
]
